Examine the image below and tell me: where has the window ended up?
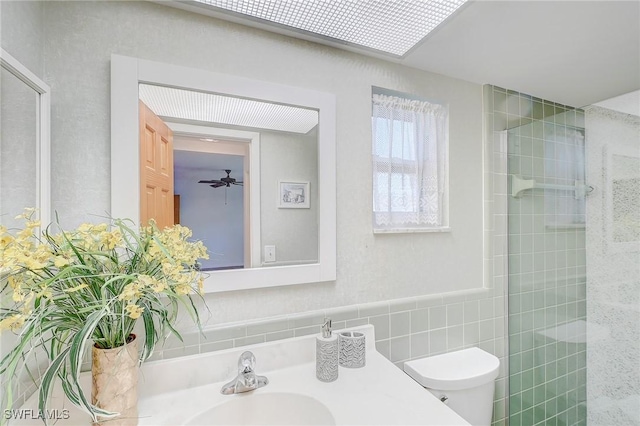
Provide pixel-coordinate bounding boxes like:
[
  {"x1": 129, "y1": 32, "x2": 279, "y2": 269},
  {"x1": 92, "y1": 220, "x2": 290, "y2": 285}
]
[
  {"x1": 543, "y1": 126, "x2": 587, "y2": 228},
  {"x1": 371, "y1": 90, "x2": 449, "y2": 232}
]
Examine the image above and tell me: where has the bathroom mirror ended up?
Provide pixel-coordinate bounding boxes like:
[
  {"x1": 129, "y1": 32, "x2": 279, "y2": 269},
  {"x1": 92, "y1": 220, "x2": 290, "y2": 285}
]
[
  {"x1": 137, "y1": 84, "x2": 319, "y2": 271},
  {"x1": 111, "y1": 55, "x2": 336, "y2": 293},
  {"x1": 0, "y1": 49, "x2": 50, "y2": 228}
]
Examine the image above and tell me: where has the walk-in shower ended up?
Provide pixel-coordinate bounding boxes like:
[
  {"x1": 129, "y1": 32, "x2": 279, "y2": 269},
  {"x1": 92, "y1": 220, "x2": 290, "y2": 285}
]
[{"x1": 486, "y1": 85, "x2": 640, "y2": 426}]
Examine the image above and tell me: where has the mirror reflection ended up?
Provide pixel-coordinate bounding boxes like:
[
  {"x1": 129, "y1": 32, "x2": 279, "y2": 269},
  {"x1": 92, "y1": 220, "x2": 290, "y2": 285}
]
[
  {"x1": 175, "y1": 149, "x2": 245, "y2": 270},
  {"x1": 138, "y1": 84, "x2": 319, "y2": 270}
]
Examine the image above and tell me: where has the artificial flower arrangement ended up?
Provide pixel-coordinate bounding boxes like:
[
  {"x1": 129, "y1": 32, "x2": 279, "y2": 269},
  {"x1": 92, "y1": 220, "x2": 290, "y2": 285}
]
[{"x1": 0, "y1": 209, "x2": 209, "y2": 424}]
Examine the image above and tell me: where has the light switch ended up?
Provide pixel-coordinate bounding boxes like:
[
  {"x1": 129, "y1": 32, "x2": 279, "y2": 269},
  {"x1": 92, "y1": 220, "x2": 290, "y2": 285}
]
[{"x1": 264, "y1": 245, "x2": 276, "y2": 263}]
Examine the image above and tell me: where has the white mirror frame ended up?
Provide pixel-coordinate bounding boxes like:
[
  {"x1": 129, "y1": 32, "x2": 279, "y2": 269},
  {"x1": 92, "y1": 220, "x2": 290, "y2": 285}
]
[
  {"x1": 0, "y1": 48, "x2": 51, "y2": 227},
  {"x1": 110, "y1": 54, "x2": 336, "y2": 293}
]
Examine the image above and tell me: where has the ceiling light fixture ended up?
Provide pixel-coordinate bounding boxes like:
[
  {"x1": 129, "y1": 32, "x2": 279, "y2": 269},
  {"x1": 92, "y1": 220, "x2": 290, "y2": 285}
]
[{"x1": 189, "y1": 0, "x2": 468, "y2": 57}]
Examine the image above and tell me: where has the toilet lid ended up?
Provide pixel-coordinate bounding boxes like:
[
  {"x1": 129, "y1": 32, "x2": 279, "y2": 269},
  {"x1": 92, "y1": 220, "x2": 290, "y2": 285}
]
[{"x1": 403, "y1": 347, "x2": 500, "y2": 391}]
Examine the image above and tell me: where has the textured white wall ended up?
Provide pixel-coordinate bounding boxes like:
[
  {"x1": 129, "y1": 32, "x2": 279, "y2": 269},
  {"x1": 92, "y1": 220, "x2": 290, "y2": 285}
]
[
  {"x1": 16, "y1": 1, "x2": 484, "y2": 325},
  {"x1": 0, "y1": 1, "x2": 44, "y2": 75},
  {"x1": 260, "y1": 127, "x2": 319, "y2": 265}
]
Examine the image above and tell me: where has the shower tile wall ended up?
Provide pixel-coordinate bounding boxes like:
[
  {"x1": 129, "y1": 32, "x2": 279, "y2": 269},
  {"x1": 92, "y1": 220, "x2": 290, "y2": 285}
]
[{"x1": 485, "y1": 86, "x2": 587, "y2": 426}]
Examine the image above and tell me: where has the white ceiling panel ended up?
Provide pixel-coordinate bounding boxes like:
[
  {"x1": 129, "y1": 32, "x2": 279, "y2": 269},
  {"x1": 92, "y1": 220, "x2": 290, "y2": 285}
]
[{"x1": 139, "y1": 84, "x2": 319, "y2": 134}]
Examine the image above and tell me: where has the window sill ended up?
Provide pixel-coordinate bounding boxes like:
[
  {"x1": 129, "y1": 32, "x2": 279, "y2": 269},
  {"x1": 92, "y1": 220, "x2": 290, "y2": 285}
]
[{"x1": 373, "y1": 227, "x2": 451, "y2": 234}]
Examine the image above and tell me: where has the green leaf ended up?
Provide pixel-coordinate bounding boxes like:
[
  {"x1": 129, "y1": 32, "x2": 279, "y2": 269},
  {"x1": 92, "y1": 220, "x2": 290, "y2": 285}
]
[
  {"x1": 61, "y1": 307, "x2": 116, "y2": 422},
  {"x1": 141, "y1": 310, "x2": 157, "y2": 362},
  {"x1": 38, "y1": 347, "x2": 71, "y2": 426}
]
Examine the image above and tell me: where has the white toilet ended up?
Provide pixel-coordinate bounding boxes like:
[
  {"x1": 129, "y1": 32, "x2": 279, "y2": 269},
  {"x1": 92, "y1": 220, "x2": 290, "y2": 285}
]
[{"x1": 404, "y1": 347, "x2": 500, "y2": 426}]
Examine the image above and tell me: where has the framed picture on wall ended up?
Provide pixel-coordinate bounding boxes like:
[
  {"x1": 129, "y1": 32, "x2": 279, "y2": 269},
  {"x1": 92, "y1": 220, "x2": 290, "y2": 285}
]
[{"x1": 279, "y1": 181, "x2": 310, "y2": 209}]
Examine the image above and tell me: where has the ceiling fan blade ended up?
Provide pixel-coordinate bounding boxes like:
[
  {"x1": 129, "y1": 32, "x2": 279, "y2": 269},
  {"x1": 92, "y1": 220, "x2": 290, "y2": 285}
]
[{"x1": 201, "y1": 170, "x2": 242, "y2": 188}]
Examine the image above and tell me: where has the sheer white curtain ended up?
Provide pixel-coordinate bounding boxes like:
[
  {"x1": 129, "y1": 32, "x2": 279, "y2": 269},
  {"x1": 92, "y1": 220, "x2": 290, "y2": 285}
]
[{"x1": 372, "y1": 94, "x2": 448, "y2": 230}]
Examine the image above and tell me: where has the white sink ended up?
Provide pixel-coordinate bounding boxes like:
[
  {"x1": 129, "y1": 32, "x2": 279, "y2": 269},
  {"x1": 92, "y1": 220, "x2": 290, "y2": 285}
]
[
  {"x1": 184, "y1": 392, "x2": 336, "y2": 425},
  {"x1": 14, "y1": 325, "x2": 469, "y2": 425}
]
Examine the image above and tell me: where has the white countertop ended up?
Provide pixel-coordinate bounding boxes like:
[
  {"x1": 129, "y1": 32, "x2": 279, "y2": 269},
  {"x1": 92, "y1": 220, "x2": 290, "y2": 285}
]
[{"x1": 14, "y1": 325, "x2": 469, "y2": 425}]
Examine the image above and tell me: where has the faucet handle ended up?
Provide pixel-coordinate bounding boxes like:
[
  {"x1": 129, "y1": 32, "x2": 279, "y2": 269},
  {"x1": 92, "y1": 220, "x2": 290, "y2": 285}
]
[{"x1": 238, "y1": 351, "x2": 256, "y2": 374}]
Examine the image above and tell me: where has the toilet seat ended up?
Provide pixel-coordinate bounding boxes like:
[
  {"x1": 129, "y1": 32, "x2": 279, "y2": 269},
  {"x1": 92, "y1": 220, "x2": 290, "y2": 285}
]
[{"x1": 404, "y1": 347, "x2": 500, "y2": 391}]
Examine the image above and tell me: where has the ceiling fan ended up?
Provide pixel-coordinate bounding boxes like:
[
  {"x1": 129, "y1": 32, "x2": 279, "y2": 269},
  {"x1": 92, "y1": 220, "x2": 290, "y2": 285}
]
[{"x1": 198, "y1": 169, "x2": 243, "y2": 188}]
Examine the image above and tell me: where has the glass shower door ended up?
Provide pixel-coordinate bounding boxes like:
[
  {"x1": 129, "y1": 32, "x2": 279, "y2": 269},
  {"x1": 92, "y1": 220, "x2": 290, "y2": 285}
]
[{"x1": 507, "y1": 109, "x2": 588, "y2": 426}]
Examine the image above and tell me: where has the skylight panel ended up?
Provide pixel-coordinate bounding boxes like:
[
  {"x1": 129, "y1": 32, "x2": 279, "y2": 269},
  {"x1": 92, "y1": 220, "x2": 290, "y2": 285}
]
[
  {"x1": 191, "y1": 0, "x2": 468, "y2": 56},
  {"x1": 139, "y1": 84, "x2": 319, "y2": 134}
]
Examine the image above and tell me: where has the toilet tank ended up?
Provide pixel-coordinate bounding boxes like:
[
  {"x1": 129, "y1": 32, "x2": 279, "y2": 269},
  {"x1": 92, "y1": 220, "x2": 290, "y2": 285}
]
[{"x1": 404, "y1": 347, "x2": 500, "y2": 426}]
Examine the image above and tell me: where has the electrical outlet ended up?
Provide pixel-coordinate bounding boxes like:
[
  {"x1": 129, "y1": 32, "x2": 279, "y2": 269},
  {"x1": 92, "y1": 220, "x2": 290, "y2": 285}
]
[{"x1": 264, "y1": 245, "x2": 276, "y2": 263}]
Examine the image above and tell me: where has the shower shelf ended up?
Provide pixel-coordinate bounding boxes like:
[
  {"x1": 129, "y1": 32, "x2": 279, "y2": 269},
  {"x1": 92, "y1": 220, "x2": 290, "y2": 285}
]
[{"x1": 511, "y1": 175, "x2": 594, "y2": 199}]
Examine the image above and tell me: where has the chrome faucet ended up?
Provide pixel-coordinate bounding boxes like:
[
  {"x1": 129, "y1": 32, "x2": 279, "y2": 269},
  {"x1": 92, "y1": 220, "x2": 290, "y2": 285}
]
[{"x1": 221, "y1": 351, "x2": 268, "y2": 395}]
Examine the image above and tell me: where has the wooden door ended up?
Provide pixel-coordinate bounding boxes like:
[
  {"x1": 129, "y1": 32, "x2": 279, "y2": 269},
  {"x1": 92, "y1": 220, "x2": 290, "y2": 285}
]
[{"x1": 139, "y1": 100, "x2": 174, "y2": 229}]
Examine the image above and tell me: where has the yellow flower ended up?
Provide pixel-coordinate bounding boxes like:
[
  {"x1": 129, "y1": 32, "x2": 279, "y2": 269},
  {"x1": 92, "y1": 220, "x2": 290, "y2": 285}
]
[
  {"x1": 54, "y1": 256, "x2": 70, "y2": 268},
  {"x1": 138, "y1": 274, "x2": 166, "y2": 293},
  {"x1": 1, "y1": 215, "x2": 209, "y2": 355},
  {"x1": 137, "y1": 274, "x2": 153, "y2": 286},
  {"x1": 17, "y1": 227, "x2": 34, "y2": 240},
  {"x1": 77, "y1": 223, "x2": 94, "y2": 233},
  {"x1": 101, "y1": 229, "x2": 122, "y2": 250},
  {"x1": 0, "y1": 314, "x2": 25, "y2": 332},
  {"x1": 162, "y1": 262, "x2": 182, "y2": 279},
  {"x1": 174, "y1": 283, "x2": 191, "y2": 296},
  {"x1": 119, "y1": 281, "x2": 142, "y2": 301},
  {"x1": 12, "y1": 288, "x2": 26, "y2": 303},
  {"x1": 64, "y1": 283, "x2": 88, "y2": 293},
  {"x1": 26, "y1": 220, "x2": 41, "y2": 229},
  {"x1": 0, "y1": 233, "x2": 14, "y2": 248},
  {"x1": 125, "y1": 304, "x2": 144, "y2": 319},
  {"x1": 14, "y1": 207, "x2": 36, "y2": 220},
  {"x1": 38, "y1": 286, "x2": 53, "y2": 299},
  {"x1": 93, "y1": 223, "x2": 108, "y2": 233},
  {"x1": 148, "y1": 241, "x2": 164, "y2": 259},
  {"x1": 151, "y1": 280, "x2": 166, "y2": 293}
]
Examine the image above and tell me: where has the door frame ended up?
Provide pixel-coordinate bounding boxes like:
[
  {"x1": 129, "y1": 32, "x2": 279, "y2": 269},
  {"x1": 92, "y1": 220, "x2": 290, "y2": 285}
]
[{"x1": 170, "y1": 123, "x2": 261, "y2": 268}]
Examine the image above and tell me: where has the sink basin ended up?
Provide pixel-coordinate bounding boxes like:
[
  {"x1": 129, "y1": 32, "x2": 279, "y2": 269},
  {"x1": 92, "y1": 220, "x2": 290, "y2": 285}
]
[{"x1": 184, "y1": 392, "x2": 336, "y2": 425}]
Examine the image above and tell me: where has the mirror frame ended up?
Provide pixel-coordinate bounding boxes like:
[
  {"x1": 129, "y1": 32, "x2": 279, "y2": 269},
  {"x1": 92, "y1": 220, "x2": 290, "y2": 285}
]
[
  {"x1": 0, "y1": 48, "x2": 51, "y2": 227},
  {"x1": 110, "y1": 54, "x2": 336, "y2": 293}
]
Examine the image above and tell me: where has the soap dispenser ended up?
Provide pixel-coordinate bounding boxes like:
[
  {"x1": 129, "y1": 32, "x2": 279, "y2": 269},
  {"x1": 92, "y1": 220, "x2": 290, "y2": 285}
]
[{"x1": 316, "y1": 318, "x2": 339, "y2": 382}]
